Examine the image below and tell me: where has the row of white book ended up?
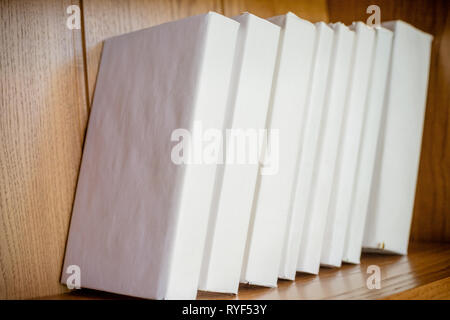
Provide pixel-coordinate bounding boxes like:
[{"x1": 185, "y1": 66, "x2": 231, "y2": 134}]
[{"x1": 62, "y1": 12, "x2": 433, "y2": 299}]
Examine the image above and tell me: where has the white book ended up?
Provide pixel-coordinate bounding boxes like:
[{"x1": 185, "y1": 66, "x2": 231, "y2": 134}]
[
  {"x1": 363, "y1": 21, "x2": 432, "y2": 255},
  {"x1": 321, "y1": 22, "x2": 375, "y2": 267},
  {"x1": 61, "y1": 12, "x2": 238, "y2": 300},
  {"x1": 261, "y1": 13, "x2": 317, "y2": 281},
  {"x1": 239, "y1": 13, "x2": 315, "y2": 287},
  {"x1": 342, "y1": 27, "x2": 393, "y2": 264},
  {"x1": 290, "y1": 22, "x2": 334, "y2": 275},
  {"x1": 296, "y1": 23, "x2": 354, "y2": 274},
  {"x1": 199, "y1": 13, "x2": 280, "y2": 294}
]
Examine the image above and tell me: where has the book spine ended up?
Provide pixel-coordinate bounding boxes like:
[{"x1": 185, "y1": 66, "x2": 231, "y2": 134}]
[
  {"x1": 321, "y1": 23, "x2": 375, "y2": 267},
  {"x1": 270, "y1": 15, "x2": 316, "y2": 281},
  {"x1": 292, "y1": 22, "x2": 334, "y2": 274},
  {"x1": 363, "y1": 21, "x2": 432, "y2": 255},
  {"x1": 200, "y1": 13, "x2": 280, "y2": 294},
  {"x1": 297, "y1": 23, "x2": 354, "y2": 274},
  {"x1": 343, "y1": 27, "x2": 393, "y2": 264},
  {"x1": 164, "y1": 12, "x2": 239, "y2": 299}
]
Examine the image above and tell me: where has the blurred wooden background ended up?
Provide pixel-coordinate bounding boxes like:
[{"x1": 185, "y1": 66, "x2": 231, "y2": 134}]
[{"x1": 0, "y1": 0, "x2": 448, "y2": 299}]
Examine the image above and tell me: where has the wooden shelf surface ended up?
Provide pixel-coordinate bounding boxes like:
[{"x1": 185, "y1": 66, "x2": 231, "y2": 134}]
[{"x1": 42, "y1": 242, "x2": 450, "y2": 300}]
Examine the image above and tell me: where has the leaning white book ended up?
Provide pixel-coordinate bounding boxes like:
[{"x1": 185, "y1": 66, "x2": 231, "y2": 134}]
[
  {"x1": 240, "y1": 13, "x2": 315, "y2": 285},
  {"x1": 342, "y1": 26, "x2": 393, "y2": 264},
  {"x1": 320, "y1": 22, "x2": 375, "y2": 267},
  {"x1": 61, "y1": 12, "x2": 238, "y2": 300},
  {"x1": 363, "y1": 21, "x2": 432, "y2": 255},
  {"x1": 199, "y1": 13, "x2": 280, "y2": 294},
  {"x1": 289, "y1": 22, "x2": 333, "y2": 276},
  {"x1": 265, "y1": 13, "x2": 317, "y2": 281},
  {"x1": 296, "y1": 23, "x2": 354, "y2": 274}
]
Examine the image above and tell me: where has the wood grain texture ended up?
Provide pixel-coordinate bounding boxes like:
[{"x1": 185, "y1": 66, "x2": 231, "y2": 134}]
[
  {"x1": 385, "y1": 277, "x2": 450, "y2": 300},
  {"x1": 41, "y1": 243, "x2": 450, "y2": 300},
  {"x1": 327, "y1": 0, "x2": 450, "y2": 242},
  {"x1": 0, "y1": 0, "x2": 88, "y2": 299},
  {"x1": 222, "y1": 0, "x2": 328, "y2": 21},
  {"x1": 82, "y1": 0, "x2": 222, "y2": 101}
]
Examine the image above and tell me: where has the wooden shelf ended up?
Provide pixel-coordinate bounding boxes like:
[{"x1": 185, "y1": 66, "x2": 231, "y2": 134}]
[
  {"x1": 2, "y1": 0, "x2": 449, "y2": 300},
  {"x1": 42, "y1": 242, "x2": 450, "y2": 300}
]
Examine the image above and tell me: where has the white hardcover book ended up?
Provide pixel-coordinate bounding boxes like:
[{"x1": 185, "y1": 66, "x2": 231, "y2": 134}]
[
  {"x1": 290, "y1": 22, "x2": 334, "y2": 275},
  {"x1": 321, "y1": 22, "x2": 375, "y2": 267},
  {"x1": 239, "y1": 13, "x2": 315, "y2": 284},
  {"x1": 241, "y1": 20, "x2": 325, "y2": 288},
  {"x1": 61, "y1": 13, "x2": 238, "y2": 300},
  {"x1": 363, "y1": 21, "x2": 432, "y2": 255},
  {"x1": 296, "y1": 23, "x2": 354, "y2": 274},
  {"x1": 342, "y1": 27, "x2": 393, "y2": 264},
  {"x1": 260, "y1": 13, "x2": 317, "y2": 281},
  {"x1": 199, "y1": 13, "x2": 280, "y2": 294}
]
